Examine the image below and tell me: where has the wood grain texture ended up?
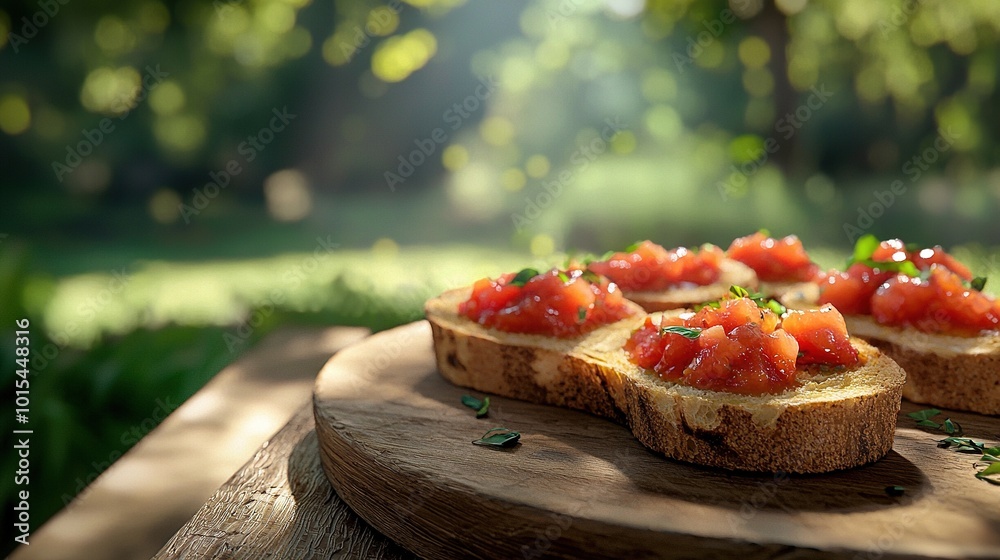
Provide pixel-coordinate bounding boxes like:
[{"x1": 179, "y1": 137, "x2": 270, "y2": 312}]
[
  {"x1": 315, "y1": 321, "x2": 1000, "y2": 560},
  {"x1": 153, "y1": 406, "x2": 414, "y2": 560}
]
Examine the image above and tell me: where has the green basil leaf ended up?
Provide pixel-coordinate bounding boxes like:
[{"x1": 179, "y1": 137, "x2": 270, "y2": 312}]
[
  {"x1": 476, "y1": 397, "x2": 490, "y2": 418},
  {"x1": 907, "y1": 408, "x2": 941, "y2": 421},
  {"x1": 942, "y1": 418, "x2": 961, "y2": 435},
  {"x1": 971, "y1": 277, "x2": 987, "y2": 292},
  {"x1": 852, "y1": 234, "x2": 880, "y2": 263},
  {"x1": 472, "y1": 427, "x2": 521, "y2": 448},
  {"x1": 510, "y1": 268, "x2": 540, "y2": 287},
  {"x1": 884, "y1": 485, "x2": 905, "y2": 497},
  {"x1": 624, "y1": 241, "x2": 642, "y2": 253},
  {"x1": 917, "y1": 419, "x2": 941, "y2": 429},
  {"x1": 660, "y1": 326, "x2": 702, "y2": 339},
  {"x1": 985, "y1": 446, "x2": 1000, "y2": 458},
  {"x1": 461, "y1": 394, "x2": 484, "y2": 411},
  {"x1": 976, "y1": 461, "x2": 1000, "y2": 478},
  {"x1": 730, "y1": 285, "x2": 751, "y2": 298}
]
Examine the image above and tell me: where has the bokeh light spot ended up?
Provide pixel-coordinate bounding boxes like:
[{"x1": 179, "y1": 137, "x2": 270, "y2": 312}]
[
  {"x1": 737, "y1": 36, "x2": 770, "y2": 69},
  {"x1": 264, "y1": 169, "x2": 312, "y2": 222},
  {"x1": 0, "y1": 94, "x2": 31, "y2": 135},
  {"x1": 480, "y1": 116, "x2": 515, "y2": 147},
  {"x1": 501, "y1": 168, "x2": 527, "y2": 191},
  {"x1": 530, "y1": 234, "x2": 556, "y2": 258},
  {"x1": 525, "y1": 154, "x2": 550, "y2": 178},
  {"x1": 149, "y1": 188, "x2": 182, "y2": 224},
  {"x1": 442, "y1": 144, "x2": 469, "y2": 171}
]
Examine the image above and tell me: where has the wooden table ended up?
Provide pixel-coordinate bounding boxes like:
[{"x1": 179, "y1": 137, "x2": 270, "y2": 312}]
[{"x1": 153, "y1": 405, "x2": 413, "y2": 559}]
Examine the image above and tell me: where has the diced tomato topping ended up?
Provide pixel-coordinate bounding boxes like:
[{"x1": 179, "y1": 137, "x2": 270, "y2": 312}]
[
  {"x1": 623, "y1": 296, "x2": 859, "y2": 395},
  {"x1": 820, "y1": 238, "x2": 989, "y2": 335},
  {"x1": 781, "y1": 305, "x2": 859, "y2": 366},
  {"x1": 459, "y1": 268, "x2": 637, "y2": 338},
  {"x1": 871, "y1": 238, "x2": 973, "y2": 280},
  {"x1": 588, "y1": 241, "x2": 723, "y2": 292},
  {"x1": 726, "y1": 232, "x2": 822, "y2": 283},
  {"x1": 819, "y1": 263, "x2": 895, "y2": 316},
  {"x1": 870, "y1": 265, "x2": 1000, "y2": 335}
]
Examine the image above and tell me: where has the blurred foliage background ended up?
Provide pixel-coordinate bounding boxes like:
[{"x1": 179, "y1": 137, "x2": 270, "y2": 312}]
[{"x1": 2, "y1": 0, "x2": 1000, "y2": 545}]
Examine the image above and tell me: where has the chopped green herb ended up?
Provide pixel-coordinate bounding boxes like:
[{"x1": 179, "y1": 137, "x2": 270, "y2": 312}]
[
  {"x1": 624, "y1": 241, "x2": 643, "y2": 253},
  {"x1": 472, "y1": 427, "x2": 521, "y2": 448},
  {"x1": 971, "y1": 277, "x2": 987, "y2": 292},
  {"x1": 907, "y1": 408, "x2": 942, "y2": 422},
  {"x1": 728, "y1": 285, "x2": 786, "y2": 315},
  {"x1": 730, "y1": 285, "x2": 751, "y2": 298},
  {"x1": 975, "y1": 462, "x2": 1000, "y2": 485},
  {"x1": 942, "y1": 418, "x2": 962, "y2": 435},
  {"x1": 557, "y1": 271, "x2": 570, "y2": 283},
  {"x1": 981, "y1": 447, "x2": 1000, "y2": 463},
  {"x1": 757, "y1": 228, "x2": 771, "y2": 237},
  {"x1": 660, "y1": 326, "x2": 702, "y2": 339},
  {"x1": 510, "y1": 268, "x2": 540, "y2": 287},
  {"x1": 577, "y1": 307, "x2": 587, "y2": 323},
  {"x1": 937, "y1": 437, "x2": 986, "y2": 453},
  {"x1": 851, "y1": 234, "x2": 880, "y2": 263},
  {"x1": 846, "y1": 235, "x2": 920, "y2": 277},
  {"x1": 460, "y1": 394, "x2": 491, "y2": 418},
  {"x1": 693, "y1": 300, "x2": 722, "y2": 311},
  {"x1": 884, "y1": 485, "x2": 905, "y2": 497},
  {"x1": 581, "y1": 269, "x2": 602, "y2": 284}
]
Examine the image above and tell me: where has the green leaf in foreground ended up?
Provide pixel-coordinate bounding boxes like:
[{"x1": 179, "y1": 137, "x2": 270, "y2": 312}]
[
  {"x1": 660, "y1": 326, "x2": 702, "y2": 339},
  {"x1": 942, "y1": 418, "x2": 962, "y2": 435},
  {"x1": 907, "y1": 408, "x2": 942, "y2": 422},
  {"x1": 975, "y1": 461, "x2": 1000, "y2": 485},
  {"x1": 852, "y1": 234, "x2": 880, "y2": 263},
  {"x1": 510, "y1": 268, "x2": 540, "y2": 287},
  {"x1": 971, "y1": 277, "x2": 987, "y2": 292},
  {"x1": 937, "y1": 437, "x2": 986, "y2": 453},
  {"x1": 472, "y1": 427, "x2": 521, "y2": 448},
  {"x1": 460, "y1": 394, "x2": 490, "y2": 418},
  {"x1": 884, "y1": 485, "x2": 905, "y2": 497}
]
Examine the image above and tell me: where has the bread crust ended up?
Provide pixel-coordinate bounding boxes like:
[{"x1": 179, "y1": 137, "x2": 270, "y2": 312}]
[
  {"x1": 427, "y1": 289, "x2": 905, "y2": 473},
  {"x1": 845, "y1": 316, "x2": 1000, "y2": 415},
  {"x1": 623, "y1": 258, "x2": 758, "y2": 312}
]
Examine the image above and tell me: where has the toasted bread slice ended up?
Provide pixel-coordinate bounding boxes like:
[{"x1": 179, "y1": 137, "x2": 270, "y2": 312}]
[
  {"x1": 427, "y1": 288, "x2": 905, "y2": 473},
  {"x1": 764, "y1": 281, "x2": 821, "y2": 309},
  {"x1": 623, "y1": 259, "x2": 758, "y2": 312},
  {"x1": 845, "y1": 316, "x2": 1000, "y2": 415}
]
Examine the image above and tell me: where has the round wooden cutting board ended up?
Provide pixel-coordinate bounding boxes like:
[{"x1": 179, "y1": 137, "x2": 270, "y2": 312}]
[{"x1": 314, "y1": 321, "x2": 1000, "y2": 560}]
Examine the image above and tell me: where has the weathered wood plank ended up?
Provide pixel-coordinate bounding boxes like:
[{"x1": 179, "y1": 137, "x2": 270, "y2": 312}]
[{"x1": 154, "y1": 405, "x2": 414, "y2": 559}]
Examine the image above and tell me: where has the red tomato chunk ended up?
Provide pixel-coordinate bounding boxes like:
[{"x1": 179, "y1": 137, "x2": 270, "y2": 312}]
[
  {"x1": 623, "y1": 298, "x2": 859, "y2": 395},
  {"x1": 588, "y1": 241, "x2": 724, "y2": 292},
  {"x1": 819, "y1": 238, "x2": 994, "y2": 335},
  {"x1": 459, "y1": 269, "x2": 637, "y2": 338},
  {"x1": 726, "y1": 232, "x2": 821, "y2": 283},
  {"x1": 871, "y1": 266, "x2": 1000, "y2": 335}
]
